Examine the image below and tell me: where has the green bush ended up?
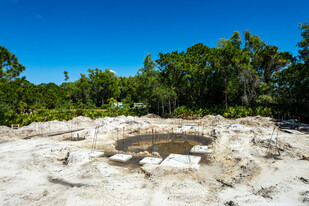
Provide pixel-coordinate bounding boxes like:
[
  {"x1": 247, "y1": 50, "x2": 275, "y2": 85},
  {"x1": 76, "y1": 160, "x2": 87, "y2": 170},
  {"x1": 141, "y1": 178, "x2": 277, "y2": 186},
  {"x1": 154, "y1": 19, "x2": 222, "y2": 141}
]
[
  {"x1": 255, "y1": 106, "x2": 272, "y2": 117},
  {"x1": 0, "y1": 104, "x2": 276, "y2": 127},
  {"x1": 0, "y1": 103, "x2": 11, "y2": 124},
  {"x1": 76, "y1": 109, "x2": 84, "y2": 116},
  {"x1": 222, "y1": 106, "x2": 271, "y2": 119},
  {"x1": 174, "y1": 106, "x2": 189, "y2": 117}
]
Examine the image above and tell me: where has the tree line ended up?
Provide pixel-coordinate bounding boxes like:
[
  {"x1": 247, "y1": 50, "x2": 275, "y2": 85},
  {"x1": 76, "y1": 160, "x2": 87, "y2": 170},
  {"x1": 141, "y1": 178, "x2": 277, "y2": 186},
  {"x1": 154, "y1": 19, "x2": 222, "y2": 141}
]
[{"x1": 0, "y1": 21, "x2": 308, "y2": 125}]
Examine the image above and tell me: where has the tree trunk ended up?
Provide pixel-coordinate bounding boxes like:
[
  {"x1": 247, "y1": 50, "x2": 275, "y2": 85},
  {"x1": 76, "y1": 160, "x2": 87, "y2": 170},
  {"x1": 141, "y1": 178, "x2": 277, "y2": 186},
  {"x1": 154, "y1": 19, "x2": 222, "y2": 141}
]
[
  {"x1": 224, "y1": 70, "x2": 228, "y2": 110},
  {"x1": 161, "y1": 99, "x2": 164, "y2": 115},
  {"x1": 168, "y1": 99, "x2": 171, "y2": 114},
  {"x1": 243, "y1": 76, "x2": 248, "y2": 106},
  {"x1": 174, "y1": 98, "x2": 176, "y2": 114},
  {"x1": 157, "y1": 100, "x2": 159, "y2": 114}
]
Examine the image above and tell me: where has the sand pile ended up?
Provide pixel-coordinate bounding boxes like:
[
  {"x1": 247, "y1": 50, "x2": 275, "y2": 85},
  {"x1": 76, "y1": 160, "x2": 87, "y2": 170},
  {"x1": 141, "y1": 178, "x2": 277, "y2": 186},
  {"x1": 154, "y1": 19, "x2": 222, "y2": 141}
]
[
  {"x1": 142, "y1": 113, "x2": 161, "y2": 119},
  {"x1": 0, "y1": 115, "x2": 308, "y2": 205},
  {"x1": 235, "y1": 116, "x2": 275, "y2": 128}
]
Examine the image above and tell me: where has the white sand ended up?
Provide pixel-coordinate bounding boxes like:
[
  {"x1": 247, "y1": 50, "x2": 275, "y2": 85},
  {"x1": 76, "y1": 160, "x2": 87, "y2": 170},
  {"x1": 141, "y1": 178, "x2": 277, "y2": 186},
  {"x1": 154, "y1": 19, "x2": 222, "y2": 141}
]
[{"x1": 0, "y1": 115, "x2": 308, "y2": 205}]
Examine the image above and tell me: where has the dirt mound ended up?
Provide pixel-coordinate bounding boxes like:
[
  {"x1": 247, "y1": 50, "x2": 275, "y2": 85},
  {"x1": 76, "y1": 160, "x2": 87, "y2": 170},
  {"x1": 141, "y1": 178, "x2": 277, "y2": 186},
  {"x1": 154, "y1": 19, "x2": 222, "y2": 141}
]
[
  {"x1": 142, "y1": 113, "x2": 161, "y2": 119},
  {"x1": 0, "y1": 125, "x2": 14, "y2": 137},
  {"x1": 141, "y1": 164, "x2": 201, "y2": 179},
  {"x1": 202, "y1": 115, "x2": 227, "y2": 125},
  {"x1": 235, "y1": 116, "x2": 274, "y2": 128}
]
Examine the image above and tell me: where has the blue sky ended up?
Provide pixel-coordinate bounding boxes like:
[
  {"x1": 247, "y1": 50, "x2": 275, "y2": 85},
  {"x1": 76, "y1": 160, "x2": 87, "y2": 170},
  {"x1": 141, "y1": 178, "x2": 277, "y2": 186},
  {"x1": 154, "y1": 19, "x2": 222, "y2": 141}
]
[{"x1": 0, "y1": 0, "x2": 308, "y2": 85}]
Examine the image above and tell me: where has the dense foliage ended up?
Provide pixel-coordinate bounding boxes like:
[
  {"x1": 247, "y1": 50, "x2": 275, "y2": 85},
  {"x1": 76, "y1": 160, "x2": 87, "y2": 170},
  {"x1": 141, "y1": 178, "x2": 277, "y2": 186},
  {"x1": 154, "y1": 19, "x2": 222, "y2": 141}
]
[{"x1": 0, "y1": 21, "x2": 308, "y2": 126}]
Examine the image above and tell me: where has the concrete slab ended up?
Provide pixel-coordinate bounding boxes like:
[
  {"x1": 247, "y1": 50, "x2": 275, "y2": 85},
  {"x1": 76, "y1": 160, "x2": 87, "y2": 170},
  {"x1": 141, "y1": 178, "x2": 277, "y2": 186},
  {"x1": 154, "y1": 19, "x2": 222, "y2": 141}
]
[
  {"x1": 139, "y1": 157, "x2": 163, "y2": 165},
  {"x1": 89, "y1": 151, "x2": 104, "y2": 158},
  {"x1": 109, "y1": 154, "x2": 132, "y2": 163},
  {"x1": 190, "y1": 145, "x2": 213, "y2": 154},
  {"x1": 160, "y1": 154, "x2": 201, "y2": 168}
]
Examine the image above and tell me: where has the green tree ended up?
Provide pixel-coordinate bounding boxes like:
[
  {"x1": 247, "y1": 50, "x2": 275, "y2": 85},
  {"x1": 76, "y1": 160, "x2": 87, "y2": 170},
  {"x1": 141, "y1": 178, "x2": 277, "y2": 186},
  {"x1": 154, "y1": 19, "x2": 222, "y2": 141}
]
[
  {"x1": 297, "y1": 21, "x2": 309, "y2": 63},
  {"x1": 40, "y1": 83, "x2": 64, "y2": 109},
  {"x1": 119, "y1": 76, "x2": 138, "y2": 106},
  {"x1": 0, "y1": 89, "x2": 11, "y2": 124},
  {"x1": 276, "y1": 20, "x2": 309, "y2": 120},
  {"x1": 88, "y1": 68, "x2": 120, "y2": 106},
  {"x1": 184, "y1": 43, "x2": 209, "y2": 107},
  {"x1": 0, "y1": 46, "x2": 25, "y2": 80},
  {"x1": 156, "y1": 51, "x2": 187, "y2": 109},
  {"x1": 215, "y1": 31, "x2": 246, "y2": 109},
  {"x1": 136, "y1": 54, "x2": 160, "y2": 112},
  {"x1": 64, "y1": 71, "x2": 69, "y2": 81},
  {"x1": 243, "y1": 30, "x2": 292, "y2": 106},
  {"x1": 75, "y1": 74, "x2": 92, "y2": 107}
]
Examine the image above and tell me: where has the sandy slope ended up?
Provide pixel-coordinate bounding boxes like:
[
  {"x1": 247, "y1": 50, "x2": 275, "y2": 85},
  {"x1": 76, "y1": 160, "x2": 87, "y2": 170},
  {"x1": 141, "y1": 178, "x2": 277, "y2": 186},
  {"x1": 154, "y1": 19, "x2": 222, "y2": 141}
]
[{"x1": 0, "y1": 115, "x2": 308, "y2": 206}]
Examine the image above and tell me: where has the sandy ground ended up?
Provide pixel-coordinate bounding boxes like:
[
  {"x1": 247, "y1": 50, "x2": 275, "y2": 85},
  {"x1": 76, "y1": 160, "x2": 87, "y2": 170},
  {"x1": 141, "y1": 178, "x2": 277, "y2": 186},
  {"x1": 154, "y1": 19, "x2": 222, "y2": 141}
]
[{"x1": 0, "y1": 115, "x2": 308, "y2": 206}]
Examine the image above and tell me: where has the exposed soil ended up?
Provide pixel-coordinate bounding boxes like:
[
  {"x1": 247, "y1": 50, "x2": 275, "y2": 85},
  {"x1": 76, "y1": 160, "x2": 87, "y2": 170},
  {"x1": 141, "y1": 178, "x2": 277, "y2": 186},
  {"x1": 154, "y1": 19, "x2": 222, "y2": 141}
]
[{"x1": 0, "y1": 115, "x2": 308, "y2": 205}]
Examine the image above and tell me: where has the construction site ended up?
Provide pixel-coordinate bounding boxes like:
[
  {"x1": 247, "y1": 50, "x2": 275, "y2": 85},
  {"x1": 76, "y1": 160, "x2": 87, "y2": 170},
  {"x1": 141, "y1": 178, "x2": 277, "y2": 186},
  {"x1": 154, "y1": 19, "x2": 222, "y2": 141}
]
[{"x1": 0, "y1": 114, "x2": 309, "y2": 206}]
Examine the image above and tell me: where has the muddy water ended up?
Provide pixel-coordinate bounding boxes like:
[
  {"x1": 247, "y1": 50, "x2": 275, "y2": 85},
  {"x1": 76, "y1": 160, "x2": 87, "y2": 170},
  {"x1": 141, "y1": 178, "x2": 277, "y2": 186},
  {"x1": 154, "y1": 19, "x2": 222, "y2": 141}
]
[{"x1": 115, "y1": 134, "x2": 213, "y2": 158}]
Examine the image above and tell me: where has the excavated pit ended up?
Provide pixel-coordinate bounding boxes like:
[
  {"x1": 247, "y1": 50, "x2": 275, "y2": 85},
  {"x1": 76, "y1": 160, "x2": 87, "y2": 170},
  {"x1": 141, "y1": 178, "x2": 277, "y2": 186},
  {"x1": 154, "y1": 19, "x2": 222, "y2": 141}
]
[
  {"x1": 116, "y1": 134, "x2": 212, "y2": 157},
  {"x1": 108, "y1": 134, "x2": 213, "y2": 168}
]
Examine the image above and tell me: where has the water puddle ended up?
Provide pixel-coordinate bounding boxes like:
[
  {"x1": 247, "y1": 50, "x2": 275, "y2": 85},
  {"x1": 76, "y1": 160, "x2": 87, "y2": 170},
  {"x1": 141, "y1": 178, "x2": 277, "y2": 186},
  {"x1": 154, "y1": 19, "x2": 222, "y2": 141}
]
[{"x1": 115, "y1": 134, "x2": 212, "y2": 158}]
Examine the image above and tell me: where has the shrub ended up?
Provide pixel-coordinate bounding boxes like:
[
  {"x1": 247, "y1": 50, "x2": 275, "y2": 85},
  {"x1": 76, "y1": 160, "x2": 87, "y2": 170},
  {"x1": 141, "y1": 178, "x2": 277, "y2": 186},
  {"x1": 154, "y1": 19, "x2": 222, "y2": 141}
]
[
  {"x1": 76, "y1": 109, "x2": 84, "y2": 116},
  {"x1": 255, "y1": 106, "x2": 272, "y2": 117}
]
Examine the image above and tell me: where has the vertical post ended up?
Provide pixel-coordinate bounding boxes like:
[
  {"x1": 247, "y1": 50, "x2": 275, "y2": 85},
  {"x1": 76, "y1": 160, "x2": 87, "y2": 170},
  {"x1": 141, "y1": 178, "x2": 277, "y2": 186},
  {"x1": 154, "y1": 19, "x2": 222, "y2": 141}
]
[
  {"x1": 91, "y1": 126, "x2": 97, "y2": 153},
  {"x1": 162, "y1": 128, "x2": 164, "y2": 144},
  {"x1": 198, "y1": 123, "x2": 200, "y2": 136},
  {"x1": 275, "y1": 128, "x2": 278, "y2": 146},
  {"x1": 122, "y1": 127, "x2": 125, "y2": 152},
  {"x1": 94, "y1": 126, "x2": 99, "y2": 153},
  {"x1": 155, "y1": 134, "x2": 158, "y2": 145},
  {"x1": 70, "y1": 117, "x2": 72, "y2": 139},
  {"x1": 267, "y1": 126, "x2": 276, "y2": 152},
  {"x1": 152, "y1": 129, "x2": 154, "y2": 152},
  {"x1": 276, "y1": 128, "x2": 280, "y2": 156},
  {"x1": 284, "y1": 113, "x2": 286, "y2": 121},
  {"x1": 117, "y1": 128, "x2": 119, "y2": 154}
]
